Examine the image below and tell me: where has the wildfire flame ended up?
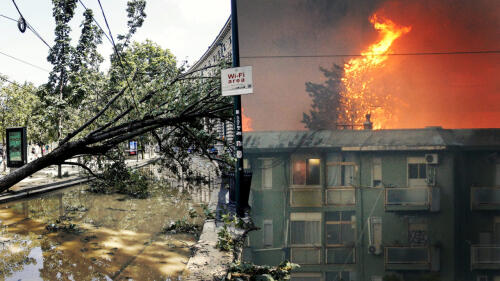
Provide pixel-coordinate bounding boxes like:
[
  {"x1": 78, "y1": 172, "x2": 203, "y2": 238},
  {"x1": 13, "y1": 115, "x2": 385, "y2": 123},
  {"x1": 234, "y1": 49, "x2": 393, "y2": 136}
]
[
  {"x1": 242, "y1": 107, "x2": 253, "y2": 132},
  {"x1": 340, "y1": 14, "x2": 411, "y2": 129}
]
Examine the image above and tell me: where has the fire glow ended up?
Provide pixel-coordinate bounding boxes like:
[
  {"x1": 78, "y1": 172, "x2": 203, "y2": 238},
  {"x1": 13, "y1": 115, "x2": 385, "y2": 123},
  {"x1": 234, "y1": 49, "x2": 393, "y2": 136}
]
[
  {"x1": 339, "y1": 14, "x2": 411, "y2": 129},
  {"x1": 242, "y1": 107, "x2": 253, "y2": 132}
]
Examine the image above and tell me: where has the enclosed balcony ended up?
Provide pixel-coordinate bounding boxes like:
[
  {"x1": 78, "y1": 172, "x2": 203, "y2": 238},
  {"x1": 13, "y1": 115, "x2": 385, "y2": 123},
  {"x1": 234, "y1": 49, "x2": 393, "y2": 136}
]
[
  {"x1": 385, "y1": 246, "x2": 440, "y2": 271},
  {"x1": 385, "y1": 187, "x2": 440, "y2": 211},
  {"x1": 471, "y1": 245, "x2": 500, "y2": 270},
  {"x1": 471, "y1": 187, "x2": 500, "y2": 210}
]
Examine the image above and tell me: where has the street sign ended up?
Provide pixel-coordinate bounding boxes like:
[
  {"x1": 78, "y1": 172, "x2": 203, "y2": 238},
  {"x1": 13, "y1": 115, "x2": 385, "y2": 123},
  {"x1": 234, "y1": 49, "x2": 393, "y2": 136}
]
[
  {"x1": 221, "y1": 66, "x2": 253, "y2": 96},
  {"x1": 6, "y1": 127, "x2": 27, "y2": 168}
]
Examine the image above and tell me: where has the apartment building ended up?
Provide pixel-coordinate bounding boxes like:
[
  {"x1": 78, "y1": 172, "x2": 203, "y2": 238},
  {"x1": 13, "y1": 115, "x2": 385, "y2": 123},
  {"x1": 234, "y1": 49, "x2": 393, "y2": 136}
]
[
  {"x1": 189, "y1": 17, "x2": 234, "y2": 150},
  {"x1": 242, "y1": 128, "x2": 500, "y2": 281}
]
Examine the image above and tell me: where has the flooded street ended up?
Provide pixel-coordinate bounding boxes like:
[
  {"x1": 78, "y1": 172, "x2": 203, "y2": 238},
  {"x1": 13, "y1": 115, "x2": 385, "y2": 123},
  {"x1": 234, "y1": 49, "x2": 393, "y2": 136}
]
[{"x1": 0, "y1": 184, "x2": 211, "y2": 281}]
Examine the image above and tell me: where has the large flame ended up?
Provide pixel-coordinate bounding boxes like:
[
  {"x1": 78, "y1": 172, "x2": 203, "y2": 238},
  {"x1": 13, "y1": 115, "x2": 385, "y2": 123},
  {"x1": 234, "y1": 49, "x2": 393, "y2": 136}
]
[
  {"x1": 242, "y1": 107, "x2": 253, "y2": 132},
  {"x1": 339, "y1": 14, "x2": 411, "y2": 129}
]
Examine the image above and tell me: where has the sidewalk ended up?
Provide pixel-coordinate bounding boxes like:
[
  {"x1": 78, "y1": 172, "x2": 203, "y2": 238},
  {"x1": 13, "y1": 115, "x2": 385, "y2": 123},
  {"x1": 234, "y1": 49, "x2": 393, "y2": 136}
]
[{"x1": 0, "y1": 157, "x2": 156, "y2": 204}]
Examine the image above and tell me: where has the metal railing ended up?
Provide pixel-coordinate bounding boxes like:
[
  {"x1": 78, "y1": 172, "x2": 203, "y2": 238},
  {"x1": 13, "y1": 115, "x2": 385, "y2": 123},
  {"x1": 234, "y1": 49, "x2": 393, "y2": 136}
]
[
  {"x1": 326, "y1": 188, "x2": 356, "y2": 205},
  {"x1": 385, "y1": 246, "x2": 430, "y2": 264},
  {"x1": 471, "y1": 245, "x2": 500, "y2": 265},
  {"x1": 471, "y1": 187, "x2": 500, "y2": 209},
  {"x1": 385, "y1": 187, "x2": 431, "y2": 207}
]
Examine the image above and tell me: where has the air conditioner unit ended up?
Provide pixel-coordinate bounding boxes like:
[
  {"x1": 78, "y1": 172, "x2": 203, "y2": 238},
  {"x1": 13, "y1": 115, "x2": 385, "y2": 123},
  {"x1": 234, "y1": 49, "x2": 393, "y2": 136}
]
[
  {"x1": 368, "y1": 244, "x2": 382, "y2": 255},
  {"x1": 425, "y1": 153, "x2": 438, "y2": 164}
]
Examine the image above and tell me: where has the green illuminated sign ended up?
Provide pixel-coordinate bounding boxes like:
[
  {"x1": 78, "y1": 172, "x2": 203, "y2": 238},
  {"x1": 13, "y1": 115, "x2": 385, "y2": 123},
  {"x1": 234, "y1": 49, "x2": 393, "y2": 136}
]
[{"x1": 6, "y1": 127, "x2": 26, "y2": 168}]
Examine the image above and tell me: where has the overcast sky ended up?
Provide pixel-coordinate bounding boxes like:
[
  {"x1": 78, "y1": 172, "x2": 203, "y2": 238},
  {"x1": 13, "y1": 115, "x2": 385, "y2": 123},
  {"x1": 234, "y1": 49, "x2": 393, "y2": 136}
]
[{"x1": 0, "y1": 0, "x2": 230, "y2": 86}]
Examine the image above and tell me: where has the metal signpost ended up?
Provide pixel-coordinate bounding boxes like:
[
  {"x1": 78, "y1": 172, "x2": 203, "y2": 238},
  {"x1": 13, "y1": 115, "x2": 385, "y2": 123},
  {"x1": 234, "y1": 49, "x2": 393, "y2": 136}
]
[
  {"x1": 229, "y1": 0, "x2": 253, "y2": 216},
  {"x1": 6, "y1": 127, "x2": 27, "y2": 168}
]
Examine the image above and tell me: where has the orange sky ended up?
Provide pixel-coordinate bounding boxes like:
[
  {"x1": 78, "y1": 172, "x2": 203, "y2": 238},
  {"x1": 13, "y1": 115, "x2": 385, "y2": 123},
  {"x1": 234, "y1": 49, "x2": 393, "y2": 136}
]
[{"x1": 239, "y1": 0, "x2": 500, "y2": 130}]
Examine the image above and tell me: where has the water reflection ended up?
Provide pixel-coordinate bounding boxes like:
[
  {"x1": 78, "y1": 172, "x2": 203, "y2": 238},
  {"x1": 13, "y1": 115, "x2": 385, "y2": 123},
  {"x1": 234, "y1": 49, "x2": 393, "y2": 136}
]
[{"x1": 0, "y1": 183, "x2": 211, "y2": 281}]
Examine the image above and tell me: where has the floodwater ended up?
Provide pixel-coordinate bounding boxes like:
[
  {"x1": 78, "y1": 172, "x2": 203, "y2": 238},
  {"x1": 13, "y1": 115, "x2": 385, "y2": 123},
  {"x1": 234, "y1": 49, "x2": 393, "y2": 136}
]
[{"x1": 0, "y1": 184, "x2": 211, "y2": 281}]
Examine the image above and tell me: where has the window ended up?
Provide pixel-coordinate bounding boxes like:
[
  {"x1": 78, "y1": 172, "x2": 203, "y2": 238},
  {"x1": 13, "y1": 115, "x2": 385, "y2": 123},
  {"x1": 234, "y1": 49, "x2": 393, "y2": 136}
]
[
  {"x1": 263, "y1": 220, "x2": 273, "y2": 247},
  {"x1": 408, "y1": 157, "x2": 427, "y2": 187},
  {"x1": 325, "y1": 271, "x2": 357, "y2": 281},
  {"x1": 408, "y1": 217, "x2": 428, "y2": 245},
  {"x1": 325, "y1": 211, "x2": 356, "y2": 246},
  {"x1": 372, "y1": 157, "x2": 382, "y2": 187},
  {"x1": 326, "y1": 154, "x2": 355, "y2": 187},
  {"x1": 243, "y1": 158, "x2": 250, "y2": 170},
  {"x1": 262, "y1": 159, "x2": 273, "y2": 189},
  {"x1": 290, "y1": 213, "x2": 321, "y2": 246},
  {"x1": 292, "y1": 157, "x2": 321, "y2": 185}
]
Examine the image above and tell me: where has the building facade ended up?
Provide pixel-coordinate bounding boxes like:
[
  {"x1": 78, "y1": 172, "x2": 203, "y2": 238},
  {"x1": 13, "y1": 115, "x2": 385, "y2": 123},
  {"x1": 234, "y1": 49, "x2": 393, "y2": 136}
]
[
  {"x1": 242, "y1": 128, "x2": 500, "y2": 281},
  {"x1": 189, "y1": 17, "x2": 234, "y2": 150}
]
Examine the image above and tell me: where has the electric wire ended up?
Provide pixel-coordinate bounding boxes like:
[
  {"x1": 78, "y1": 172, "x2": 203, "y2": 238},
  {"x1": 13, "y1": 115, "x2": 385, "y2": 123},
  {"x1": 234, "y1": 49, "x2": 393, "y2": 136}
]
[
  {"x1": 9, "y1": 0, "x2": 52, "y2": 49},
  {"x1": 0, "y1": 50, "x2": 50, "y2": 72},
  {"x1": 96, "y1": 0, "x2": 140, "y2": 111},
  {"x1": 77, "y1": 0, "x2": 113, "y2": 46},
  {"x1": 241, "y1": 50, "x2": 500, "y2": 59}
]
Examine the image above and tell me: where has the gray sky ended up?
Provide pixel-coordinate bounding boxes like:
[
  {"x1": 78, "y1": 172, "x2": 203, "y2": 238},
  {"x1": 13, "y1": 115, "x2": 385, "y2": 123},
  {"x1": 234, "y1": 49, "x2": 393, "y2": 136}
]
[{"x1": 0, "y1": 0, "x2": 230, "y2": 85}]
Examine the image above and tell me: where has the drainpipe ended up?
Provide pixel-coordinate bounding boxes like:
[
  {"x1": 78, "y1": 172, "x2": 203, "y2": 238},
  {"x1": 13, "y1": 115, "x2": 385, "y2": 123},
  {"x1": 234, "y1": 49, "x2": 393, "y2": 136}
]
[{"x1": 231, "y1": 0, "x2": 245, "y2": 217}]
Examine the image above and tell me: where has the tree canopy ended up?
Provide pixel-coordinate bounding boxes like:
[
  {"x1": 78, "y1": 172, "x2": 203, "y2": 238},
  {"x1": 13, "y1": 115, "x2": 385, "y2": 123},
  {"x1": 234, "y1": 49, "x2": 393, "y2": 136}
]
[{"x1": 0, "y1": 0, "x2": 233, "y2": 191}]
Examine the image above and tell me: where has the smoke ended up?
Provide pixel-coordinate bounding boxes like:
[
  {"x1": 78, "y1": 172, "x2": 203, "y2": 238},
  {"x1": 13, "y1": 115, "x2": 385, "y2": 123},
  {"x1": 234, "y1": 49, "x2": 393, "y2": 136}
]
[{"x1": 239, "y1": 0, "x2": 500, "y2": 130}]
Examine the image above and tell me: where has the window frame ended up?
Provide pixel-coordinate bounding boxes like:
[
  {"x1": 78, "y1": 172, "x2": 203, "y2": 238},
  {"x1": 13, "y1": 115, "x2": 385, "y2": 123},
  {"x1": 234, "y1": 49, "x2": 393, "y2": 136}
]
[
  {"x1": 407, "y1": 157, "x2": 428, "y2": 187},
  {"x1": 291, "y1": 155, "x2": 322, "y2": 188},
  {"x1": 260, "y1": 158, "x2": 273, "y2": 190},
  {"x1": 263, "y1": 219, "x2": 273, "y2": 247},
  {"x1": 290, "y1": 212, "x2": 322, "y2": 247},
  {"x1": 325, "y1": 211, "x2": 356, "y2": 247},
  {"x1": 372, "y1": 157, "x2": 382, "y2": 188},
  {"x1": 326, "y1": 160, "x2": 357, "y2": 187}
]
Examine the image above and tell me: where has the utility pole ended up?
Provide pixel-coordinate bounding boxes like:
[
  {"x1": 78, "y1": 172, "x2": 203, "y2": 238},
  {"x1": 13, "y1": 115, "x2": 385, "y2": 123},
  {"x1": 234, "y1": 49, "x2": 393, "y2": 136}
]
[{"x1": 231, "y1": 0, "x2": 244, "y2": 217}]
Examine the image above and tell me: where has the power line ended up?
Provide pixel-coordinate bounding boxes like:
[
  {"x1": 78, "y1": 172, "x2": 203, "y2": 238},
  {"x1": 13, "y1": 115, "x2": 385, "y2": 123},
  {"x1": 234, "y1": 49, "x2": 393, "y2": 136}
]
[
  {"x1": 0, "y1": 50, "x2": 50, "y2": 72},
  {"x1": 0, "y1": 75, "x2": 19, "y2": 87},
  {"x1": 0, "y1": 14, "x2": 17, "y2": 22},
  {"x1": 77, "y1": 0, "x2": 113, "y2": 45},
  {"x1": 241, "y1": 50, "x2": 500, "y2": 59},
  {"x1": 10, "y1": 0, "x2": 51, "y2": 49}
]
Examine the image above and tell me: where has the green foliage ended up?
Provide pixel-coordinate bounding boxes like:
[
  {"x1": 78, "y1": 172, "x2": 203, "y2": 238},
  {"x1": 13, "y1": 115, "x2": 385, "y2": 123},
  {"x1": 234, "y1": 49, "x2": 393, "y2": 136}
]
[
  {"x1": 88, "y1": 161, "x2": 151, "y2": 198},
  {"x1": 202, "y1": 204, "x2": 216, "y2": 220},
  {"x1": 224, "y1": 260, "x2": 299, "y2": 281},
  {"x1": 302, "y1": 64, "x2": 343, "y2": 130},
  {"x1": 0, "y1": 82, "x2": 43, "y2": 144},
  {"x1": 162, "y1": 218, "x2": 202, "y2": 235},
  {"x1": 216, "y1": 224, "x2": 235, "y2": 251}
]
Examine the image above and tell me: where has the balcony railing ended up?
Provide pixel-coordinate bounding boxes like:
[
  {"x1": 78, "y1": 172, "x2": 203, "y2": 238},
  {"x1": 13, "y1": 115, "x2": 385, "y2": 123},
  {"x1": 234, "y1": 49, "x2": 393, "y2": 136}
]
[
  {"x1": 385, "y1": 187, "x2": 439, "y2": 211},
  {"x1": 385, "y1": 246, "x2": 439, "y2": 271},
  {"x1": 471, "y1": 187, "x2": 500, "y2": 210},
  {"x1": 290, "y1": 247, "x2": 321, "y2": 265},
  {"x1": 290, "y1": 188, "x2": 322, "y2": 207},
  {"x1": 471, "y1": 245, "x2": 500, "y2": 270},
  {"x1": 326, "y1": 247, "x2": 356, "y2": 264},
  {"x1": 326, "y1": 188, "x2": 356, "y2": 205}
]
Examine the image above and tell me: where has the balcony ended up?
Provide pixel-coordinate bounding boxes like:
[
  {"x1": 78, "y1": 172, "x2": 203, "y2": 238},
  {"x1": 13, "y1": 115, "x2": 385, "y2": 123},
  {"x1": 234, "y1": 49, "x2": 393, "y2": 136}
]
[
  {"x1": 290, "y1": 188, "x2": 322, "y2": 207},
  {"x1": 385, "y1": 246, "x2": 440, "y2": 271},
  {"x1": 385, "y1": 187, "x2": 440, "y2": 211},
  {"x1": 471, "y1": 187, "x2": 500, "y2": 210},
  {"x1": 471, "y1": 245, "x2": 500, "y2": 270},
  {"x1": 326, "y1": 188, "x2": 356, "y2": 206},
  {"x1": 326, "y1": 247, "x2": 356, "y2": 264},
  {"x1": 290, "y1": 247, "x2": 321, "y2": 265}
]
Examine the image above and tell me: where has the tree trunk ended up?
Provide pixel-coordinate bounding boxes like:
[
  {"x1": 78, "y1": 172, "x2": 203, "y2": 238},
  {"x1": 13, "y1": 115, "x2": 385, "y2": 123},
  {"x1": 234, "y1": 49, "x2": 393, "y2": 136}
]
[{"x1": 0, "y1": 141, "x2": 83, "y2": 192}]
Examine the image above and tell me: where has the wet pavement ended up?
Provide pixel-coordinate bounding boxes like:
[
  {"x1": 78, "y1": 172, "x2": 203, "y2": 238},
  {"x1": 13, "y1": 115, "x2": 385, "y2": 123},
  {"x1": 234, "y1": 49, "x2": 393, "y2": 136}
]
[{"x1": 0, "y1": 183, "x2": 212, "y2": 281}]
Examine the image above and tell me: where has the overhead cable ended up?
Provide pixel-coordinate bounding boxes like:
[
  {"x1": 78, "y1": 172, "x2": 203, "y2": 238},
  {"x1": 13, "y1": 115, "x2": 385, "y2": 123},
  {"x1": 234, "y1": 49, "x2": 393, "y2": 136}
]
[
  {"x1": 0, "y1": 50, "x2": 51, "y2": 72},
  {"x1": 241, "y1": 50, "x2": 500, "y2": 59}
]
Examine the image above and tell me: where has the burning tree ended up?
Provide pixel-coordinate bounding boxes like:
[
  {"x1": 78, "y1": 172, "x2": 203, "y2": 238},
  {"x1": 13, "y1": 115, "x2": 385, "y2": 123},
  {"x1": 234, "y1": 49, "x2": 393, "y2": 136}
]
[
  {"x1": 0, "y1": 0, "x2": 233, "y2": 192},
  {"x1": 303, "y1": 13, "x2": 411, "y2": 130}
]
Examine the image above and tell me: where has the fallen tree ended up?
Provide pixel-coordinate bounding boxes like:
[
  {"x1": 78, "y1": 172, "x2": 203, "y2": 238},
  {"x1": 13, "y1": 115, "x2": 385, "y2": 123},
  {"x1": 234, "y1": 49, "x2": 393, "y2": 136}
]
[
  {"x1": 0, "y1": 0, "x2": 233, "y2": 192},
  {"x1": 0, "y1": 65, "x2": 233, "y2": 192}
]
